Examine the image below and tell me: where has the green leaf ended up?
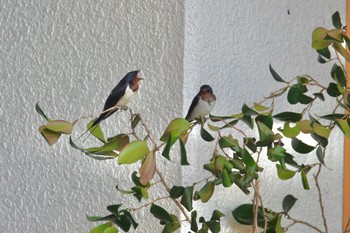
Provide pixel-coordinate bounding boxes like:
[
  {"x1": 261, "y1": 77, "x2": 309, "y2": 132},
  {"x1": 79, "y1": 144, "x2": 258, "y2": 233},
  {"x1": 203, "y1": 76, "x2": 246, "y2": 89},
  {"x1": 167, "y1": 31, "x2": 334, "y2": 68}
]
[
  {"x1": 327, "y1": 82, "x2": 341, "y2": 97},
  {"x1": 120, "y1": 210, "x2": 138, "y2": 229},
  {"x1": 118, "y1": 141, "x2": 149, "y2": 164},
  {"x1": 218, "y1": 136, "x2": 240, "y2": 151},
  {"x1": 256, "y1": 121, "x2": 274, "y2": 146},
  {"x1": 102, "y1": 226, "x2": 118, "y2": 233},
  {"x1": 38, "y1": 126, "x2": 61, "y2": 145},
  {"x1": 301, "y1": 169, "x2": 310, "y2": 190},
  {"x1": 169, "y1": 186, "x2": 184, "y2": 198},
  {"x1": 211, "y1": 210, "x2": 225, "y2": 221},
  {"x1": 200, "y1": 126, "x2": 215, "y2": 141},
  {"x1": 273, "y1": 112, "x2": 301, "y2": 122},
  {"x1": 253, "y1": 102, "x2": 270, "y2": 112},
  {"x1": 276, "y1": 164, "x2": 296, "y2": 180},
  {"x1": 221, "y1": 169, "x2": 232, "y2": 187},
  {"x1": 287, "y1": 84, "x2": 302, "y2": 105},
  {"x1": 162, "y1": 134, "x2": 172, "y2": 160},
  {"x1": 84, "y1": 134, "x2": 129, "y2": 155},
  {"x1": 46, "y1": 120, "x2": 73, "y2": 134},
  {"x1": 319, "y1": 113, "x2": 345, "y2": 120},
  {"x1": 299, "y1": 120, "x2": 314, "y2": 134},
  {"x1": 87, "y1": 120, "x2": 106, "y2": 143},
  {"x1": 181, "y1": 186, "x2": 194, "y2": 211},
  {"x1": 179, "y1": 139, "x2": 190, "y2": 165},
  {"x1": 242, "y1": 104, "x2": 258, "y2": 115},
  {"x1": 268, "y1": 146, "x2": 286, "y2": 162},
  {"x1": 160, "y1": 118, "x2": 191, "y2": 143},
  {"x1": 139, "y1": 152, "x2": 156, "y2": 186},
  {"x1": 131, "y1": 114, "x2": 141, "y2": 129},
  {"x1": 291, "y1": 138, "x2": 315, "y2": 154},
  {"x1": 89, "y1": 222, "x2": 112, "y2": 233},
  {"x1": 282, "y1": 122, "x2": 300, "y2": 138},
  {"x1": 35, "y1": 103, "x2": 51, "y2": 121},
  {"x1": 191, "y1": 211, "x2": 198, "y2": 232},
  {"x1": 150, "y1": 204, "x2": 173, "y2": 223},
  {"x1": 311, "y1": 133, "x2": 328, "y2": 147},
  {"x1": 336, "y1": 118, "x2": 350, "y2": 137},
  {"x1": 312, "y1": 27, "x2": 332, "y2": 49},
  {"x1": 194, "y1": 181, "x2": 215, "y2": 202},
  {"x1": 331, "y1": 64, "x2": 346, "y2": 87},
  {"x1": 332, "y1": 11, "x2": 342, "y2": 29},
  {"x1": 255, "y1": 114, "x2": 273, "y2": 129},
  {"x1": 162, "y1": 215, "x2": 181, "y2": 233},
  {"x1": 107, "y1": 204, "x2": 122, "y2": 217},
  {"x1": 269, "y1": 64, "x2": 286, "y2": 83},
  {"x1": 241, "y1": 114, "x2": 254, "y2": 129},
  {"x1": 299, "y1": 94, "x2": 314, "y2": 104},
  {"x1": 87, "y1": 214, "x2": 116, "y2": 222},
  {"x1": 206, "y1": 220, "x2": 221, "y2": 233},
  {"x1": 313, "y1": 123, "x2": 330, "y2": 138},
  {"x1": 232, "y1": 204, "x2": 264, "y2": 227},
  {"x1": 316, "y1": 146, "x2": 326, "y2": 166},
  {"x1": 317, "y1": 47, "x2": 331, "y2": 59},
  {"x1": 114, "y1": 214, "x2": 131, "y2": 232}
]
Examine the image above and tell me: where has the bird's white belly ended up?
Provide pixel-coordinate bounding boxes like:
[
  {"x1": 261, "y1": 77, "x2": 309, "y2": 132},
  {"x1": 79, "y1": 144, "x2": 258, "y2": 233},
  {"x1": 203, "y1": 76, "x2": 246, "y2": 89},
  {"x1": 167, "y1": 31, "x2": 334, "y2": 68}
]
[
  {"x1": 117, "y1": 86, "x2": 135, "y2": 107},
  {"x1": 189, "y1": 98, "x2": 215, "y2": 120}
]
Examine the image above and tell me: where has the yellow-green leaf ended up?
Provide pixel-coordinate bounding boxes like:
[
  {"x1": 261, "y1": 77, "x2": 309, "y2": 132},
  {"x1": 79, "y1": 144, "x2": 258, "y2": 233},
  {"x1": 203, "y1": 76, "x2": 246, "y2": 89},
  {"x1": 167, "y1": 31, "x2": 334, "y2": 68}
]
[
  {"x1": 87, "y1": 120, "x2": 106, "y2": 143},
  {"x1": 160, "y1": 118, "x2": 191, "y2": 144},
  {"x1": 333, "y1": 42, "x2": 350, "y2": 62},
  {"x1": 39, "y1": 125, "x2": 61, "y2": 145},
  {"x1": 46, "y1": 120, "x2": 73, "y2": 134},
  {"x1": 253, "y1": 102, "x2": 269, "y2": 112},
  {"x1": 118, "y1": 141, "x2": 149, "y2": 164},
  {"x1": 336, "y1": 119, "x2": 350, "y2": 137},
  {"x1": 313, "y1": 123, "x2": 331, "y2": 138},
  {"x1": 299, "y1": 120, "x2": 314, "y2": 134},
  {"x1": 312, "y1": 27, "x2": 332, "y2": 49},
  {"x1": 282, "y1": 122, "x2": 300, "y2": 138},
  {"x1": 276, "y1": 164, "x2": 296, "y2": 180}
]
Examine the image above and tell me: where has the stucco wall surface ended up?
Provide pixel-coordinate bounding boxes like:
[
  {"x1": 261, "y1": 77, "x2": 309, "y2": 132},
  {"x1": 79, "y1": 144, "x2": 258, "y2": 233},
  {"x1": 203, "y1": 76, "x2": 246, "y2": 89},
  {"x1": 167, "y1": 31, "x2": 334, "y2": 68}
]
[
  {"x1": 0, "y1": 0, "x2": 184, "y2": 232},
  {"x1": 183, "y1": 0, "x2": 345, "y2": 233},
  {"x1": 0, "y1": 0, "x2": 347, "y2": 233}
]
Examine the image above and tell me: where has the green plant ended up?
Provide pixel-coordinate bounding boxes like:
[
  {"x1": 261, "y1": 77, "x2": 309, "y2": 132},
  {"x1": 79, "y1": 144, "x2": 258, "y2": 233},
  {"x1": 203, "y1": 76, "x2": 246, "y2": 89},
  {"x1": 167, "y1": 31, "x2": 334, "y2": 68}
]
[{"x1": 37, "y1": 11, "x2": 349, "y2": 233}]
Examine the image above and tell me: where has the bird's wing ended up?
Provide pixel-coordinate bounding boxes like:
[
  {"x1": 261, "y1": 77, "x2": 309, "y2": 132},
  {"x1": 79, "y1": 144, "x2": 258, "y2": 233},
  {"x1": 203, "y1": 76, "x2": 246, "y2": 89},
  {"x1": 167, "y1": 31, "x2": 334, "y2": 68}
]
[
  {"x1": 91, "y1": 79, "x2": 128, "y2": 127},
  {"x1": 185, "y1": 94, "x2": 200, "y2": 121}
]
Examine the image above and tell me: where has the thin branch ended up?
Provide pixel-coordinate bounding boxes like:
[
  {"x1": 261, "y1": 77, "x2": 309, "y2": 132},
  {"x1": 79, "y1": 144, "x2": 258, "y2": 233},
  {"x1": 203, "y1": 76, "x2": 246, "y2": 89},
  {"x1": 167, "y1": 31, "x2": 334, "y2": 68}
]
[
  {"x1": 129, "y1": 196, "x2": 171, "y2": 211},
  {"x1": 344, "y1": 217, "x2": 350, "y2": 233},
  {"x1": 313, "y1": 164, "x2": 328, "y2": 233},
  {"x1": 155, "y1": 168, "x2": 191, "y2": 223},
  {"x1": 286, "y1": 214, "x2": 324, "y2": 233}
]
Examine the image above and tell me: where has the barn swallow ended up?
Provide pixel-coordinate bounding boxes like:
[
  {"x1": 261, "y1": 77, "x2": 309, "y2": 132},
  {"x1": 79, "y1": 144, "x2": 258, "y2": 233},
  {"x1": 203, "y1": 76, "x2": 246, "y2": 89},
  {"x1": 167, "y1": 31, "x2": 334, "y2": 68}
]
[
  {"x1": 185, "y1": 85, "x2": 216, "y2": 122},
  {"x1": 91, "y1": 70, "x2": 143, "y2": 128}
]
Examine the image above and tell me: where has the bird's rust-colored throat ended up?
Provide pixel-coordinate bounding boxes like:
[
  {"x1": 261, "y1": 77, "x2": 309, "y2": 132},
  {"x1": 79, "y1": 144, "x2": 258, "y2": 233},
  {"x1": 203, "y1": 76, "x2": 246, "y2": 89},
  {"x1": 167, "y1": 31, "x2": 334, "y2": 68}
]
[{"x1": 132, "y1": 73, "x2": 143, "y2": 91}]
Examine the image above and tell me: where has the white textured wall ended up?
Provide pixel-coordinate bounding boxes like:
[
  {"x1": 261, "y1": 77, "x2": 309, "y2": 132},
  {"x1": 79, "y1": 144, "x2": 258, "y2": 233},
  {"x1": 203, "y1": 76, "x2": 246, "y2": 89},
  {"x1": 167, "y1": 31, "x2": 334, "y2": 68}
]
[
  {"x1": 0, "y1": 0, "x2": 184, "y2": 232},
  {"x1": 183, "y1": 0, "x2": 345, "y2": 233},
  {"x1": 0, "y1": 0, "x2": 346, "y2": 233}
]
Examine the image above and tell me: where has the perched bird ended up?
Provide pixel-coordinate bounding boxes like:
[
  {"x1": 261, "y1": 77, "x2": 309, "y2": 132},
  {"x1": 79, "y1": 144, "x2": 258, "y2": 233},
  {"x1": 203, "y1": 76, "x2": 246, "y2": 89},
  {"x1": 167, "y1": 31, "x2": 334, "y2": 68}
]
[
  {"x1": 185, "y1": 85, "x2": 216, "y2": 122},
  {"x1": 91, "y1": 70, "x2": 143, "y2": 128}
]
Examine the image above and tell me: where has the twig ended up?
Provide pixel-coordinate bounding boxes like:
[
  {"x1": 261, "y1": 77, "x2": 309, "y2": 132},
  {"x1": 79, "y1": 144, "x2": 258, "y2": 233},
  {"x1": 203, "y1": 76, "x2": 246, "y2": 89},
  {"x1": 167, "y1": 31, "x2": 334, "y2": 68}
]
[
  {"x1": 129, "y1": 196, "x2": 171, "y2": 211},
  {"x1": 344, "y1": 217, "x2": 350, "y2": 233},
  {"x1": 155, "y1": 168, "x2": 191, "y2": 223},
  {"x1": 313, "y1": 164, "x2": 328, "y2": 233},
  {"x1": 286, "y1": 214, "x2": 324, "y2": 233}
]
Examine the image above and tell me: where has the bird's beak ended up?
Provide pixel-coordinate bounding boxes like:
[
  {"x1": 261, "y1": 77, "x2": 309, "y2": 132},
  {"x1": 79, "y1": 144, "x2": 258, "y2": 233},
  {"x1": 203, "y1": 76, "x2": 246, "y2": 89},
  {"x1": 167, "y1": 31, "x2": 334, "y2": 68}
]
[{"x1": 137, "y1": 70, "x2": 144, "y2": 81}]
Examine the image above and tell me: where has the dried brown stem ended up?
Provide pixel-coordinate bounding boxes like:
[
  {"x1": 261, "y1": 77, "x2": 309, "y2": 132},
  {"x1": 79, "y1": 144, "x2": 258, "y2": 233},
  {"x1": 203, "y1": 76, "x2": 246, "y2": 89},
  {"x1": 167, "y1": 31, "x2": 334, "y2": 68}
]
[{"x1": 313, "y1": 164, "x2": 328, "y2": 233}]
